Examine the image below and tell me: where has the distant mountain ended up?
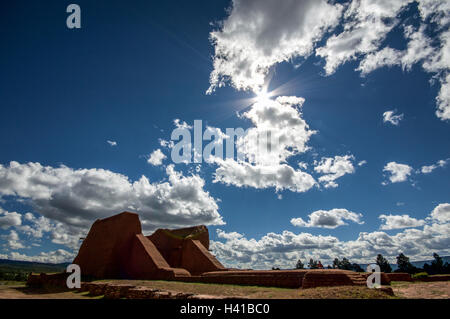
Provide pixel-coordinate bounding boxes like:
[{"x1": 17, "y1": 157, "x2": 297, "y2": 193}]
[
  {"x1": 359, "y1": 256, "x2": 450, "y2": 271},
  {"x1": 0, "y1": 259, "x2": 69, "y2": 274}
]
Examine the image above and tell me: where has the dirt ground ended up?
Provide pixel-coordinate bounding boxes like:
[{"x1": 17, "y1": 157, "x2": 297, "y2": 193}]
[
  {"x1": 391, "y1": 281, "x2": 450, "y2": 299},
  {"x1": 0, "y1": 280, "x2": 448, "y2": 299}
]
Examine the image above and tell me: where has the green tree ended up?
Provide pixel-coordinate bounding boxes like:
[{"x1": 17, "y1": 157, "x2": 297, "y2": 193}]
[
  {"x1": 396, "y1": 253, "x2": 415, "y2": 273},
  {"x1": 308, "y1": 258, "x2": 318, "y2": 269},
  {"x1": 376, "y1": 254, "x2": 392, "y2": 273},
  {"x1": 332, "y1": 258, "x2": 340, "y2": 269},
  {"x1": 295, "y1": 259, "x2": 304, "y2": 269},
  {"x1": 340, "y1": 258, "x2": 352, "y2": 270}
]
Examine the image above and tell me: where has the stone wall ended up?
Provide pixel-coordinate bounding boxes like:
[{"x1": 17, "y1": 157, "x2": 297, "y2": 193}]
[{"x1": 385, "y1": 273, "x2": 412, "y2": 282}]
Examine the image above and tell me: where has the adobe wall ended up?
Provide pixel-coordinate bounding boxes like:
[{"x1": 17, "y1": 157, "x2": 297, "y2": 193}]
[
  {"x1": 175, "y1": 269, "x2": 366, "y2": 289},
  {"x1": 385, "y1": 273, "x2": 412, "y2": 282},
  {"x1": 176, "y1": 270, "x2": 307, "y2": 288},
  {"x1": 73, "y1": 212, "x2": 142, "y2": 278},
  {"x1": 125, "y1": 234, "x2": 190, "y2": 280},
  {"x1": 180, "y1": 239, "x2": 226, "y2": 275},
  {"x1": 147, "y1": 226, "x2": 225, "y2": 274}
]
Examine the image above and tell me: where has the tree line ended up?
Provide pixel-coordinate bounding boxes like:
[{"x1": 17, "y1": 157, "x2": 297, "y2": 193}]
[{"x1": 293, "y1": 253, "x2": 450, "y2": 275}]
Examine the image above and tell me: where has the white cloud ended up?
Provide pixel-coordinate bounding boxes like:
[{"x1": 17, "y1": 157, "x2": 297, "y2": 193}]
[
  {"x1": 3, "y1": 230, "x2": 25, "y2": 250},
  {"x1": 436, "y1": 72, "x2": 450, "y2": 120},
  {"x1": 316, "y1": 0, "x2": 409, "y2": 75},
  {"x1": 430, "y1": 203, "x2": 450, "y2": 223},
  {"x1": 216, "y1": 229, "x2": 243, "y2": 240},
  {"x1": 0, "y1": 208, "x2": 22, "y2": 230},
  {"x1": 382, "y1": 161, "x2": 413, "y2": 184},
  {"x1": 291, "y1": 208, "x2": 364, "y2": 229},
  {"x1": 173, "y1": 119, "x2": 192, "y2": 130},
  {"x1": 8, "y1": 249, "x2": 74, "y2": 264},
  {"x1": 208, "y1": 1, "x2": 450, "y2": 120},
  {"x1": 0, "y1": 161, "x2": 224, "y2": 240},
  {"x1": 379, "y1": 214, "x2": 426, "y2": 230},
  {"x1": 358, "y1": 160, "x2": 367, "y2": 167},
  {"x1": 147, "y1": 149, "x2": 167, "y2": 166},
  {"x1": 213, "y1": 159, "x2": 317, "y2": 193},
  {"x1": 212, "y1": 204, "x2": 450, "y2": 269},
  {"x1": 211, "y1": 96, "x2": 318, "y2": 193},
  {"x1": 421, "y1": 158, "x2": 449, "y2": 174},
  {"x1": 207, "y1": 0, "x2": 343, "y2": 93},
  {"x1": 106, "y1": 140, "x2": 117, "y2": 147},
  {"x1": 314, "y1": 155, "x2": 356, "y2": 188},
  {"x1": 383, "y1": 110, "x2": 404, "y2": 125}
]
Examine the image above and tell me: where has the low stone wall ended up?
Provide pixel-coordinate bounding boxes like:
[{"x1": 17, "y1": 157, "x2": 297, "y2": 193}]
[
  {"x1": 386, "y1": 273, "x2": 412, "y2": 282},
  {"x1": 26, "y1": 272, "x2": 69, "y2": 288},
  {"x1": 79, "y1": 282, "x2": 222, "y2": 299},
  {"x1": 413, "y1": 275, "x2": 450, "y2": 282},
  {"x1": 303, "y1": 270, "x2": 367, "y2": 288},
  {"x1": 176, "y1": 269, "x2": 368, "y2": 289},
  {"x1": 176, "y1": 270, "x2": 307, "y2": 288}
]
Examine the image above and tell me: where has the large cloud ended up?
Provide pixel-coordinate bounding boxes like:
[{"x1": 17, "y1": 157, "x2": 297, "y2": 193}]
[
  {"x1": 209, "y1": 0, "x2": 450, "y2": 120},
  {"x1": 0, "y1": 161, "x2": 224, "y2": 236},
  {"x1": 291, "y1": 208, "x2": 364, "y2": 229},
  {"x1": 430, "y1": 203, "x2": 450, "y2": 223},
  {"x1": 212, "y1": 203, "x2": 450, "y2": 269},
  {"x1": 6, "y1": 249, "x2": 75, "y2": 264},
  {"x1": 207, "y1": 0, "x2": 343, "y2": 93},
  {"x1": 379, "y1": 214, "x2": 426, "y2": 230},
  {"x1": 0, "y1": 208, "x2": 22, "y2": 230},
  {"x1": 211, "y1": 96, "x2": 318, "y2": 193}
]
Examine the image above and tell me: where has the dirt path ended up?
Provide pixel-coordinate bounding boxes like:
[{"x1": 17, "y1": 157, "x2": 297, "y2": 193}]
[{"x1": 392, "y1": 281, "x2": 450, "y2": 299}]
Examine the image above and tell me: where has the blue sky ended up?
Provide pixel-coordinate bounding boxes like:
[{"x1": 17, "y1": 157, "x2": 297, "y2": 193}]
[{"x1": 0, "y1": 0, "x2": 449, "y2": 268}]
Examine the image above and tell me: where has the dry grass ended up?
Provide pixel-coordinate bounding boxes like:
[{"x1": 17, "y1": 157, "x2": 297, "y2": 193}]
[
  {"x1": 0, "y1": 281, "x2": 95, "y2": 299},
  {"x1": 94, "y1": 279, "x2": 395, "y2": 299}
]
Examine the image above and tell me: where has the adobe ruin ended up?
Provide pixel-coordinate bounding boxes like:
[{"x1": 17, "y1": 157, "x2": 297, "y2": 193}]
[{"x1": 72, "y1": 211, "x2": 368, "y2": 288}]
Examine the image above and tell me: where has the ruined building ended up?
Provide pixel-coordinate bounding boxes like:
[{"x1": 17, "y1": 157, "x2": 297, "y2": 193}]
[{"x1": 72, "y1": 212, "x2": 368, "y2": 288}]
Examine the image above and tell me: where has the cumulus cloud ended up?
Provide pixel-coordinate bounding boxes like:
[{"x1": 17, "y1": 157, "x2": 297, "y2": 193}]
[
  {"x1": 212, "y1": 203, "x2": 450, "y2": 269},
  {"x1": 383, "y1": 110, "x2": 404, "y2": 125},
  {"x1": 0, "y1": 161, "x2": 224, "y2": 240},
  {"x1": 207, "y1": 0, "x2": 343, "y2": 93},
  {"x1": 7, "y1": 249, "x2": 74, "y2": 264},
  {"x1": 213, "y1": 159, "x2": 317, "y2": 193},
  {"x1": 379, "y1": 214, "x2": 426, "y2": 230},
  {"x1": 147, "y1": 149, "x2": 167, "y2": 166},
  {"x1": 291, "y1": 208, "x2": 364, "y2": 229},
  {"x1": 208, "y1": 0, "x2": 450, "y2": 120},
  {"x1": 314, "y1": 155, "x2": 356, "y2": 188},
  {"x1": 211, "y1": 96, "x2": 318, "y2": 193},
  {"x1": 316, "y1": 0, "x2": 409, "y2": 75},
  {"x1": 420, "y1": 158, "x2": 449, "y2": 174},
  {"x1": 0, "y1": 208, "x2": 22, "y2": 230},
  {"x1": 430, "y1": 203, "x2": 450, "y2": 223},
  {"x1": 382, "y1": 161, "x2": 413, "y2": 184},
  {"x1": 3, "y1": 230, "x2": 25, "y2": 250}
]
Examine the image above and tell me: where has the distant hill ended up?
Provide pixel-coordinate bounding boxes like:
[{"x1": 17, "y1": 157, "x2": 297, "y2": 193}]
[
  {"x1": 0, "y1": 259, "x2": 69, "y2": 274},
  {"x1": 359, "y1": 256, "x2": 450, "y2": 271}
]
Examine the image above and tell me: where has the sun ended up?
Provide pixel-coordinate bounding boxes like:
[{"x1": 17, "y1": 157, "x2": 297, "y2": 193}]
[{"x1": 254, "y1": 89, "x2": 272, "y2": 103}]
